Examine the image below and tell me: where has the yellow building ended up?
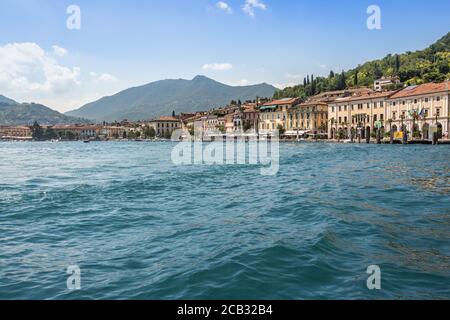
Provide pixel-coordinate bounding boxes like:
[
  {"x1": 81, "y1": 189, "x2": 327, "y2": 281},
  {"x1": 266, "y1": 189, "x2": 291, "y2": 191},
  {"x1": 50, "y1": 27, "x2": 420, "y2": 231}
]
[
  {"x1": 286, "y1": 101, "x2": 328, "y2": 137},
  {"x1": 258, "y1": 98, "x2": 299, "y2": 135}
]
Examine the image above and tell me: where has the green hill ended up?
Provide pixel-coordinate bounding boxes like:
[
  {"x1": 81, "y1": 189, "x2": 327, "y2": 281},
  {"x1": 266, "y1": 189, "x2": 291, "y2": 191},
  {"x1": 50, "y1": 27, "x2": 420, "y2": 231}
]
[
  {"x1": 274, "y1": 32, "x2": 450, "y2": 100},
  {"x1": 0, "y1": 99, "x2": 89, "y2": 125}
]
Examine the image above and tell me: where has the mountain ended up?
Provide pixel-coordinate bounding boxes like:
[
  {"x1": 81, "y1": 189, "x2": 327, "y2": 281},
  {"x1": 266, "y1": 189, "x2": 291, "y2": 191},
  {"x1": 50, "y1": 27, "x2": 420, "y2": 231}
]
[
  {"x1": 274, "y1": 32, "x2": 450, "y2": 100},
  {"x1": 0, "y1": 95, "x2": 17, "y2": 105},
  {"x1": 0, "y1": 98, "x2": 89, "y2": 125},
  {"x1": 66, "y1": 75, "x2": 277, "y2": 121}
]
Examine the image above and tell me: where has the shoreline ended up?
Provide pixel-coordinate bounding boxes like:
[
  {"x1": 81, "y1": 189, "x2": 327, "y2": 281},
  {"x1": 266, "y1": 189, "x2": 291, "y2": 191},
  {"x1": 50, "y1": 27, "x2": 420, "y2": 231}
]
[{"x1": 2, "y1": 138, "x2": 450, "y2": 145}]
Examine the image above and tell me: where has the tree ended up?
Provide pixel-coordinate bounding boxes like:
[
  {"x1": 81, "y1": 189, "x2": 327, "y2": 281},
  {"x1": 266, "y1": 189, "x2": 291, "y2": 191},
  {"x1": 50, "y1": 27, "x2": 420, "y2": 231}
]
[
  {"x1": 122, "y1": 131, "x2": 127, "y2": 139},
  {"x1": 354, "y1": 70, "x2": 359, "y2": 86},
  {"x1": 373, "y1": 63, "x2": 383, "y2": 79},
  {"x1": 164, "y1": 130, "x2": 172, "y2": 139},
  {"x1": 172, "y1": 110, "x2": 176, "y2": 117},
  {"x1": 277, "y1": 124, "x2": 286, "y2": 136},
  {"x1": 31, "y1": 121, "x2": 44, "y2": 141},
  {"x1": 329, "y1": 70, "x2": 335, "y2": 78},
  {"x1": 143, "y1": 126, "x2": 156, "y2": 139},
  {"x1": 337, "y1": 72, "x2": 346, "y2": 90},
  {"x1": 44, "y1": 128, "x2": 58, "y2": 140},
  {"x1": 395, "y1": 54, "x2": 401, "y2": 74}
]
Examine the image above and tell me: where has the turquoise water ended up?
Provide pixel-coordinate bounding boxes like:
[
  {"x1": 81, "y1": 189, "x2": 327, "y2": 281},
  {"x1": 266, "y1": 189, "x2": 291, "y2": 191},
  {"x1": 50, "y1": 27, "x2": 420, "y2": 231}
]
[{"x1": 0, "y1": 141, "x2": 449, "y2": 300}]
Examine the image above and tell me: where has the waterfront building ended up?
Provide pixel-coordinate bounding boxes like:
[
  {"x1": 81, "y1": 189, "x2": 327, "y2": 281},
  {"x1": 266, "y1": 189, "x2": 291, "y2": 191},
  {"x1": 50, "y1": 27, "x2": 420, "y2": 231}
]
[
  {"x1": 258, "y1": 98, "x2": 300, "y2": 135},
  {"x1": 242, "y1": 104, "x2": 260, "y2": 132},
  {"x1": 386, "y1": 81, "x2": 450, "y2": 139},
  {"x1": 328, "y1": 91, "x2": 394, "y2": 140},
  {"x1": 149, "y1": 116, "x2": 181, "y2": 138},
  {"x1": 0, "y1": 125, "x2": 32, "y2": 140},
  {"x1": 204, "y1": 114, "x2": 225, "y2": 133},
  {"x1": 286, "y1": 101, "x2": 328, "y2": 138},
  {"x1": 100, "y1": 126, "x2": 129, "y2": 139},
  {"x1": 52, "y1": 125, "x2": 103, "y2": 140}
]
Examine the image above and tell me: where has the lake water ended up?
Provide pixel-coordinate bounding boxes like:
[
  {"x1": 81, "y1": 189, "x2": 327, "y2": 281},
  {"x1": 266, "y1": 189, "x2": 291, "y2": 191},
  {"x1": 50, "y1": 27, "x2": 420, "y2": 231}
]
[{"x1": 0, "y1": 141, "x2": 449, "y2": 299}]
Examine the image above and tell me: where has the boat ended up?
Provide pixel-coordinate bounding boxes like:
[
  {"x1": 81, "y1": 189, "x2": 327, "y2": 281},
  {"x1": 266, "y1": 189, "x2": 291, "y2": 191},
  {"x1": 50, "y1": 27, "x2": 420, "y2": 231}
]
[{"x1": 83, "y1": 140, "x2": 90, "y2": 143}]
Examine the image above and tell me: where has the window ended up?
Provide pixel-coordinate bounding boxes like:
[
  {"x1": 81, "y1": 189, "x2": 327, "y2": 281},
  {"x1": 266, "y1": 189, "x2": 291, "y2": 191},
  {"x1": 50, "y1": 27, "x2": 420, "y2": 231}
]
[
  {"x1": 338, "y1": 117, "x2": 342, "y2": 123},
  {"x1": 414, "y1": 99, "x2": 417, "y2": 104},
  {"x1": 373, "y1": 115, "x2": 377, "y2": 122},
  {"x1": 331, "y1": 106, "x2": 335, "y2": 112},
  {"x1": 351, "y1": 105, "x2": 354, "y2": 110},
  {"x1": 380, "y1": 114, "x2": 384, "y2": 121},
  {"x1": 367, "y1": 103, "x2": 370, "y2": 109},
  {"x1": 339, "y1": 106, "x2": 342, "y2": 112},
  {"x1": 436, "y1": 108, "x2": 440, "y2": 117},
  {"x1": 402, "y1": 101, "x2": 406, "y2": 105},
  {"x1": 344, "y1": 116, "x2": 347, "y2": 123},
  {"x1": 380, "y1": 101, "x2": 384, "y2": 107},
  {"x1": 425, "y1": 98, "x2": 429, "y2": 103},
  {"x1": 344, "y1": 105, "x2": 347, "y2": 111},
  {"x1": 437, "y1": 96, "x2": 441, "y2": 102}
]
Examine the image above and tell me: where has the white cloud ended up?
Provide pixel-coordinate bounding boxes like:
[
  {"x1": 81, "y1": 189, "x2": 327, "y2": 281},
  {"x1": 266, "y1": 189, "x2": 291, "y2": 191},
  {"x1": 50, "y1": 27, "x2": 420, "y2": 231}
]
[
  {"x1": 52, "y1": 45, "x2": 68, "y2": 57},
  {"x1": 0, "y1": 42, "x2": 81, "y2": 95},
  {"x1": 90, "y1": 72, "x2": 118, "y2": 82},
  {"x1": 242, "y1": 0, "x2": 267, "y2": 18},
  {"x1": 202, "y1": 63, "x2": 233, "y2": 71},
  {"x1": 216, "y1": 1, "x2": 232, "y2": 14}
]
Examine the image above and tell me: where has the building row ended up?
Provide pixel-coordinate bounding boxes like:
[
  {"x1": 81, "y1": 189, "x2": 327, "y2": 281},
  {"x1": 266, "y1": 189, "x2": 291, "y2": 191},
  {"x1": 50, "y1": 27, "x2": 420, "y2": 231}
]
[
  {"x1": 152, "y1": 80, "x2": 448, "y2": 141},
  {"x1": 1, "y1": 81, "x2": 449, "y2": 142}
]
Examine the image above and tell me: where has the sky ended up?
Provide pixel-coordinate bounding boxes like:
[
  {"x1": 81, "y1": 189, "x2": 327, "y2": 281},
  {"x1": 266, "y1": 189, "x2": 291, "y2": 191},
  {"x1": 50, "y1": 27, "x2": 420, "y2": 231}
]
[{"x1": 0, "y1": 0, "x2": 449, "y2": 112}]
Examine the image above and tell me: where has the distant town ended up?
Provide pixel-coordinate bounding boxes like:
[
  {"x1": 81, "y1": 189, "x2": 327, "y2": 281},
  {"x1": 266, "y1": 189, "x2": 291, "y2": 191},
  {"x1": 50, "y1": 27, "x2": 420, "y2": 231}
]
[{"x1": 1, "y1": 77, "x2": 449, "y2": 144}]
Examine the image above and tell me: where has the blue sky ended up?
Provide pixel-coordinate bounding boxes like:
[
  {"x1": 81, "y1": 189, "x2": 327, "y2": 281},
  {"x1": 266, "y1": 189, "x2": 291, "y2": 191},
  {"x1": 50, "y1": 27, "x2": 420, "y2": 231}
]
[{"x1": 0, "y1": 0, "x2": 449, "y2": 112}]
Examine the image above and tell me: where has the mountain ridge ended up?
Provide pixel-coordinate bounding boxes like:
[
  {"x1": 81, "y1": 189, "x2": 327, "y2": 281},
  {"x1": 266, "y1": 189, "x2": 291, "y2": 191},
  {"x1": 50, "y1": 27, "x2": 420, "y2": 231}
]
[{"x1": 66, "y1": 75, "x2": 277, "y2": 122}]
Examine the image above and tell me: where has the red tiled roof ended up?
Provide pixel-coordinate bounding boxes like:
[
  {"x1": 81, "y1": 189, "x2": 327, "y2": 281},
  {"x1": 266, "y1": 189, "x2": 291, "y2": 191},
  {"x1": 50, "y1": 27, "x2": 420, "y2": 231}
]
[
  {"x1": 333, "y1": 91, "x2": 396, "y2": 103},
  {"x1": 262, "y1": 98, "x2": 298, "y2": 106},
  {"x1": 151, "y1": 116, "x2": 180, "y2": 122},
  {"x1": 389, "y1": 81, "x2": 450, "y2": 99}
]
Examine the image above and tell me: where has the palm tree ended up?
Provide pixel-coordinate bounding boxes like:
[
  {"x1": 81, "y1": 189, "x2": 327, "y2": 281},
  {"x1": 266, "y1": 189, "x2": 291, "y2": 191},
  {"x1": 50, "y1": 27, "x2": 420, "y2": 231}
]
[{"x1": 411, "y1": 110, "x2": 420, "y2": 139}]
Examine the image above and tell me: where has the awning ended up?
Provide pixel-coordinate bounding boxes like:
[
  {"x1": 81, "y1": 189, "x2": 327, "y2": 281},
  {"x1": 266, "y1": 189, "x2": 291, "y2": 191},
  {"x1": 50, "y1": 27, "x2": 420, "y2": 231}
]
[{"x1": 259, "y1": 105, "x2": 278, "y2": 111}]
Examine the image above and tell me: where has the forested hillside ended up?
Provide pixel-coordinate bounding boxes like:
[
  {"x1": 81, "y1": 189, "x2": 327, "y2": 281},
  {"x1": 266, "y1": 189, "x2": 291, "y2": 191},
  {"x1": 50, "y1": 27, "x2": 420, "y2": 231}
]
[{"x1": 274, "y1": 32, "x2": 450, "y2": 100}]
